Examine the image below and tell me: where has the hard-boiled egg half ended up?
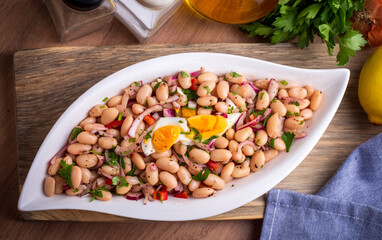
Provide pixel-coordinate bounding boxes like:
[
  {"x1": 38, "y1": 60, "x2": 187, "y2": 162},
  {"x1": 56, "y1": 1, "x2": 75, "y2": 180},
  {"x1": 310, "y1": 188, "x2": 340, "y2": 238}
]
[
  {"x1": 186, "y1": 113, "x2": 241, "y2": 141},
  {"x1": 142, "y1": 117, "x2": 192, "y2": 156},
  {"x1": 142, "y1": 113, "x2": 242, "y2": 156}
]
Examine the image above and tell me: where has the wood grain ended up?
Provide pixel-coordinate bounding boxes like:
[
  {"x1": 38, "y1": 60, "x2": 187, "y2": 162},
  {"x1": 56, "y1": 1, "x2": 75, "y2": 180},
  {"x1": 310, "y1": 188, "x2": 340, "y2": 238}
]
[{"x1": 14, "y1": 43, "x2": 382, "y2": 222}]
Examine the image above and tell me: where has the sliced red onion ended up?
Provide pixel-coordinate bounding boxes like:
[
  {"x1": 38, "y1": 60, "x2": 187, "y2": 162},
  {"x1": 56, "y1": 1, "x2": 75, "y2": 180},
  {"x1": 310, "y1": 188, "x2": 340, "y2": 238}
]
[
  {"x1": 90, "y1": 155, "x2": 104, "y2": 170},
  {"x1": 156, "y1": 184, "x2": 163, "y2": 192},
  {"x1": 177, "y1": 87, "x2": 186, "y2": 97},
  {"x1": 126, "y1": 192, "x2": 144, "y2": 201},
  {"x1": 188, "y1": 101, "x2": 197, "y2": 109},
  {"x1": 63, "y1": 184, "x2": 70, "y2": 190},
  {"x1": 128, "y1": 105, "x2": 162, "y2": 137},
  {"x1": 248, "y1": 82, "x2": 260, "y2": 93},
  {"x1": 195, "y1": 142, "x2": 211, "y2": 152},
  {"x1": 98, "y1": 168, "x2": 112, "y2": 179},
  {"x1": 182, "y1": 154, "x2": 203, "y2": 172},
  {"x1": 237, "y1": 140, "x2": 258, "y2": 154},
  {"x1": 226, "y1": 98, "x2": 236, "y2": 109},
  {"x1": 278, "y1": 117, "x2": 285, "y2": 137},
  {"x1": 169, "y1": 85, "x2": 177, "y2": 93},
  {"x1": 103, "y1": 149, "x2": 112, "y2": 166},
  {"x1": 172, "y1": 150, "x2": 185, "y2": 163},
  {"x1": 250, "y1": 122, "x2": 264, "y2": 131},
  {"x1": 237, "y1": 108, "x2": 272, "y2": 131},
  {"x1": 174, "y1": 181, "x2": 184, "y2": 194},
  {"x1": 267, "y1": 78, "x2": 279, "y2": 101},
  {"x1": 235, "y1": 112, "x2": 246, "y2": 130},
  {"x1": 171, "y1": 76, "x2": 178, "y2": 80},
  {"x1": 172, "y1": 101, "x2": 180, "y2": 110},
  {"x1": 163, "y1": 109, "x2": 175, "y2": 117},
  {"x1": 49, "y1": 139, "x2": 77, "y2": 165},
  {"x1": 282, "y1": 97, "x2": 305, "y2": 105},
  {"x1": 295, "y1": 131, "x2": 307, "y2": 139},
  {"x1": 190, "y1": 70, "x2": 201, "y2": 77},
  {"x1": 125, "y1": 176, "x2": 140, "y2": 185},
  {"x1": 207, "y1": 139, "x2": 216, "y2": 151},
  {"x1": 152, "y1": 113, "x2": 160, "y2": 120},
  {"x1": 127, "y1": 99, "x2": 137, "y2": 107},
  {"x1": 160, "y1": 95, "x2": 179, "y2": 105}
]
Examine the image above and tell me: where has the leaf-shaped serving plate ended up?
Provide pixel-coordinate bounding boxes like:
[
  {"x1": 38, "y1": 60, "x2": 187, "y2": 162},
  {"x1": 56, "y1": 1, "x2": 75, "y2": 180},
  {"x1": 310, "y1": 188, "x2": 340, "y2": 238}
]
[{"x1": 18, "y1": 53, "x2": 349, "y2": 221}]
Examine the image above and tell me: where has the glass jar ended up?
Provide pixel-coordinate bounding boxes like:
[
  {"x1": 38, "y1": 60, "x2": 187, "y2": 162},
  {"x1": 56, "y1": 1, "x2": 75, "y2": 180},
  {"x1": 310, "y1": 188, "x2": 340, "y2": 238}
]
[
  {"x1": 114, "y1": 0, "x2": 183, "y2": 43},
  {"x1": 44, "y1": 0, "x2": 116, "y2": 42}
]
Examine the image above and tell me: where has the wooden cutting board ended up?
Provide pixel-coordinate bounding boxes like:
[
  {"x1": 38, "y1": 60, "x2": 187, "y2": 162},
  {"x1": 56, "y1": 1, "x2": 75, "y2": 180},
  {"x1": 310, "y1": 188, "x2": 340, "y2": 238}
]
[{"x1": 14, "y1": 43, "x2": 382, "y2": 221}]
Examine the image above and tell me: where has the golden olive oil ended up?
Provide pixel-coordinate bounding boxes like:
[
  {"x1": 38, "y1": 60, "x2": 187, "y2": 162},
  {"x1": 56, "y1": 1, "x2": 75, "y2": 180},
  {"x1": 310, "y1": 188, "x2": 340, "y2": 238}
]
[{"x1": 185, "y1": 0, "x2": 278, "y2": 24}]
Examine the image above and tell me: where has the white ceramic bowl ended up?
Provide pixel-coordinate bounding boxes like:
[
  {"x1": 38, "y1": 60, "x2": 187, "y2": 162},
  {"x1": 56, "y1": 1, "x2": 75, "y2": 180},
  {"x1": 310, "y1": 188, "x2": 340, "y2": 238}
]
[{"x1": 18, "y1": 53, "x2": 350, "y2": 221}]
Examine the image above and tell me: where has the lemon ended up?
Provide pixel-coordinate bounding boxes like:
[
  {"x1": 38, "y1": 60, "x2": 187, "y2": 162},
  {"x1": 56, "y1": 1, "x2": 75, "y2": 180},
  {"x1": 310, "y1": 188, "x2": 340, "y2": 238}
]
[{"x1": 358, "y1": 47, "x2": 382, "y2": 125}]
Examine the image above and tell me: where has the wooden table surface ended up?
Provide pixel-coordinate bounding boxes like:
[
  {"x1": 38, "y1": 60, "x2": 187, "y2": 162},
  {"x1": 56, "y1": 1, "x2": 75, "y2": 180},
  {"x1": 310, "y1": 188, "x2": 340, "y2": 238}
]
[{"x1": 1, "y1": 1, "x2": 379, "y2": 239}]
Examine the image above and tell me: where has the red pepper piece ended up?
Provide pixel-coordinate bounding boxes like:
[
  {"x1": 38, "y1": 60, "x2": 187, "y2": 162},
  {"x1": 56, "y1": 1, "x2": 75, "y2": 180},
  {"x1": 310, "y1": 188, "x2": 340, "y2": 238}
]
[
  {"x1": 105, "y1": 178, "x2": 113, "y2": 185},
  {"x1": 106, "y1": 119, "x2": 124, "y2": 129},
  {"x1": 207, "y1": 160, "x2": 221, "y2": 171},
  {"x1": 143, "y1": 115, "x2": 156, "y2": 126},
  {"x1": 174, "y1": 191, "x2": 188, "y2": 199}
]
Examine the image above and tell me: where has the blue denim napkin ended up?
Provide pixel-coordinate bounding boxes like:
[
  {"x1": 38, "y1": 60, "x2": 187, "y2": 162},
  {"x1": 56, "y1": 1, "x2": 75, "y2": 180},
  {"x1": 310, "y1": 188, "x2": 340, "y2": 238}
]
[{"x1": 261, "y1": 133, "x2": 382, "y2": 240}]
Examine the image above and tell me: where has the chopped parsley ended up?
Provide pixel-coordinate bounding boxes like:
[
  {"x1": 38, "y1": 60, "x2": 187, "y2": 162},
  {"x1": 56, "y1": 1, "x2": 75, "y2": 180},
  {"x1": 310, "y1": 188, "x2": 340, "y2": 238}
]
[
  {"x1": 191, "y1": 128, "x2": 202, "y2": 142},
  {"x1": 230, "y1": 72, "x2": 242, "y2": 77},
  {"x1": 180, "y1": 71, "x2": 190, "y2": 78},
  {"x1": 204, "y1": 86, "x2": 210, "y2": 94},
  {"x1": 282, "y1": 132, "x2": 295, "y2": 153},
  {"x1": 169, "y1": 91, "x2": 177, "y2": 96},
  {"x1": 202, "y1": 135, "x2": 219, "y2": 144},
  {"x1": 182, "y1": 89, "x2": 198, "y2": 101},
  {"x1": 263, "y1": 113, "x2": 272, "y2": 126},
  {"x1": 57, "y1": 160, "x2": 74, "y2": 189},
  {"x1": 178, "y1": 120, "x2": 184, "y2": 123},
  {"x1": 292, "y1": 101, "x2": 300, "y2": 106},
  {"x1": 231, "y1": 184, "x2": 235, "y2": 187},
  {"x1": 90, "y1": 150, "x2": 103, "y2": 155},
  {"x1": 70, "y1": 127, "x2": 82, "y2": 141},
  {"x1": 102, "y1": 97, "x2": 109, "y2": 102},
  {"x1": 294, "y1": 112, "x2": 299, "y2": 116},
  {"x1": 180, "y1": 131, "x2": 191, "y2": 135},
  {"x1": 121, "y1": 150, "x2": 131, "y2": 155},
  {"x1": 88, "y1": 187, "x2": 109, "y2": 202},
  {"x1": 252, "y1": 108, "x2": 268, "y2": 118},
  {"x1": 144, "y1": 130, "x2": 152, "y2": 140},
  {"x1": 286, "y1": 111, "x2": 293, "y2": 117},
  {"x1": 99, "y1": 105, "x2": 105, "y2": 109},
  {"x1": 268, "y1": 138, "x2": 275, "y2": 148},
  {"x1": 121, "y1": 157, "x2": 126, "y2": 169},
  {"x1": 228, "y1": 106, "x2": 234, "y2": 114},
  {"x1": 107, "y1": 150, "x2": 119, "y2": 166},
  {"x1": 192, "y1": 169, "x2": 210, "y2": 181},
  {"x1": 126, "y1": 163, "x2": 137, "y2": 176},
  {"x1": 153, "y1": 82, "x2": 161, "y2": 91},
  {"x1": 134, "y1": 81, "x2": 140, "y2": 87},
  {"x1": 271, "y1": 98, "x2": 277, "y2": 103},
  {"x1": 112, "y1": 176, "x2": 129, "y2": 189},
  {"x1": 202, "y1": 106, "x2": 213, "y2": 109},
  {"x1": 129, "y1": 138, "x2": 136, "y2": 143},
  {"x1": 117, "y1": 112, "x2": 123, "y2": 121},
  {"x1": 280, "y1": 80, "x2": 288, "y2": 86},
  {"x1": 232, "y1": 91, "x2": 238, "y2": 95},
  {"x1": 299, "y1": 120, "x2": 306, "y2": 125},
  {"x1": 260, "y1": 92, "x2": 265, "y2": 100}
]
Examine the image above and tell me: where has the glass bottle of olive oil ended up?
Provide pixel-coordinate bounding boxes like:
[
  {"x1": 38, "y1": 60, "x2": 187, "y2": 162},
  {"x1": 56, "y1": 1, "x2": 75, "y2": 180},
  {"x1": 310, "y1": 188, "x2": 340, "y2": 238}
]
[{"x1": 185, "y1": 0, "x2": 278, "y2": 24}]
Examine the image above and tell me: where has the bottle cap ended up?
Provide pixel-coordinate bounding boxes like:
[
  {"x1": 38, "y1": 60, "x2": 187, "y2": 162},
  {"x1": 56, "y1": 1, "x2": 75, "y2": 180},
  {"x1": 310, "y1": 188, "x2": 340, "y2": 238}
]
[{"x1": 63, "y1": 0, "x2": 103, "y2": 11}]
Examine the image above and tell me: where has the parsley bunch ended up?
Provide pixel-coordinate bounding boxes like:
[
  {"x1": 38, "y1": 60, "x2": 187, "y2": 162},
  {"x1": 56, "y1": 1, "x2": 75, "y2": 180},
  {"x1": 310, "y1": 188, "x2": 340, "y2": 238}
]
[{"x1": 241, "y1": 0, "x2": 367, "y2": 65}]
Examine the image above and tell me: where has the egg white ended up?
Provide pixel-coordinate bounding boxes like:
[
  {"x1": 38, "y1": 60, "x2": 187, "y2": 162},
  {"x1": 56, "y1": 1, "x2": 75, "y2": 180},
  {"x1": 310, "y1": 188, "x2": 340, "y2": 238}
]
[{"x1": 142, "y1": 117, "x2": 192, "y2": 156}]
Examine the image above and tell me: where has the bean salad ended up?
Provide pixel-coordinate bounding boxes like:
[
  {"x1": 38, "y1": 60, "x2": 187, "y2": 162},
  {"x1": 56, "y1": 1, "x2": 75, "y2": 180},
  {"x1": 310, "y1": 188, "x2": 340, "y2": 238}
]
[{"x1": 43, "y1": 68, "x2": 323, "y2": 203}]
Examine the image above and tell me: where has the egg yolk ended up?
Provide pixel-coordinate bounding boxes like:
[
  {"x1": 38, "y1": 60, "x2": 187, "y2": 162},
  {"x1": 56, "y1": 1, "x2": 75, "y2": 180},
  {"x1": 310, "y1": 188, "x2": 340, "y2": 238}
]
[
  {"x1": 152, "y1": 125, "x2": 181, "y2": 153},
  {"x1": 187, "y1": 115, "x2": 228, "y2": 139}
]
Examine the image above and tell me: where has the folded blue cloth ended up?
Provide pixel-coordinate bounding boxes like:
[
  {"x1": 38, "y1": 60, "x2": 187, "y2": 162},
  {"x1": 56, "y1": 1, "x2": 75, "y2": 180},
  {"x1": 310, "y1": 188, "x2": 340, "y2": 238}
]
[{"x1": 261, "y1": 133, "x2": 382, "y2": 240}]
